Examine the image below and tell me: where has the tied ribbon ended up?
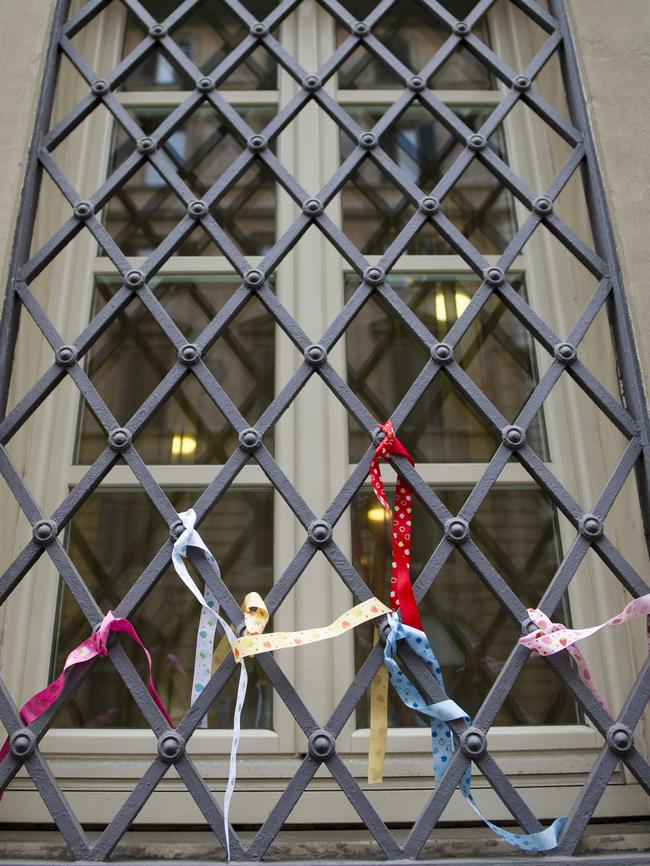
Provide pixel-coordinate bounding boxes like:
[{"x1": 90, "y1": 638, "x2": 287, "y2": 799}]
[
  {"x1": 368, "y1": 421, "x2": 421, "y2": 784},
  {"x1": 172, "y1": 509, "x2": 264, "y2": 860},
  {"x1": 519, "y1": 593, "x2": 650, "y2": 712},
  {"x1": 369, "y1": 420, "x2": 422, "y2": 630},
  {"x1": 232, "y1": 597, "x2": 391, "y2": 659},
  {"x1": 0, "y1": 611, "x2": 171, "y2": 765},
  {"x1": 385, "y1": 613, "x2": 567, "y2": 851},
  {"x1": 169, "y1": 506, "x2": 389, "y2": 860}
]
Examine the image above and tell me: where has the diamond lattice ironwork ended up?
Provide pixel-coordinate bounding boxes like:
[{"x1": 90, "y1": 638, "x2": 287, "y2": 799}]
[{"x1": 0, "y1": 0, "x2": 649, "y2": 863}]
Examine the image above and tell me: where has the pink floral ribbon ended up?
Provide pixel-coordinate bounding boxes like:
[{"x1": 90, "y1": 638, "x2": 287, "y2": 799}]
[
  {"x1": 519, "y1": 594, "x2": 650, "y2": 711},
  {"x1": 0, "y1": 611, "x2": 172, "y2": 764}
]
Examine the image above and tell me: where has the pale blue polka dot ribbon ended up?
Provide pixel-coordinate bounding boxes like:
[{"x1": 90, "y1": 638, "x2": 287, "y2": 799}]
[
  {"x1": 384, "y1": 612, "x2": 567, "y2": 852},
  {"x1": 172, "y1": 508, "x2": 247, "y2": 860}
]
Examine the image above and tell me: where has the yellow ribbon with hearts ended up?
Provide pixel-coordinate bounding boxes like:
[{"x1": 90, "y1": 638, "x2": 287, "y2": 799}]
[{"x1": 231, "y1": 597, "x2": 391, "y2": 659}]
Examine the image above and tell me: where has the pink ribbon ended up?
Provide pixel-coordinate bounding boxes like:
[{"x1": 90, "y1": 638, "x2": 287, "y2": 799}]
[
  {"x1": 519, "y1": 594, "x2": 650, "y2": 711},
  {"x1": 0, "y1": 611, "x2": 172, "y2": 764}
]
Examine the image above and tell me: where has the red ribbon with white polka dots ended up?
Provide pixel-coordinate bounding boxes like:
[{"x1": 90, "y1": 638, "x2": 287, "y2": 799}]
[{"x1": 369, "y1": 421, "x2": 423, "y2": 631}]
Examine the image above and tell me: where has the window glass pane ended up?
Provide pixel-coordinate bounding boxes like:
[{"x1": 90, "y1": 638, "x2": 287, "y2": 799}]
[
  {"x1": 352, "y1": 485, "x2": 578, "y2": 727},
  {"x1": 340, "y1": 106, "x2": 516, "y2": 255},
  {"x1": 76, "y1": 275, "x2": 275, "y2": 464},
  {"x1": 52, "y1": 488, "x2": 274, "y2": 728},
  {"x1": 346, "y1": 273, "x2": 548, "y2": 463},
  {"x1": 336, "y1": 0, "x2": 493, "y2": 90},
  {"x1": 120, "y1": 0, "x2": 277, "y2": 91},
  {"x1": 104, "y1": 106, "x2": 276, "y2": 256}
]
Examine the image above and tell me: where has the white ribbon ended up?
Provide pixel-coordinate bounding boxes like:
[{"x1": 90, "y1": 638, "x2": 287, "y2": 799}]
[{"x1": 171, "y1": 508, "x2": 246, "y2": 860}]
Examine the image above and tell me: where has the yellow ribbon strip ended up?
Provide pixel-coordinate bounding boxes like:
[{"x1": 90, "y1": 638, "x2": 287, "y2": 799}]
[
  {"x1": 368, "y1": 634, "x2": 389, "y2": 784},
  {"x1": 232, "y1": 597, "x2": 391, "y2": 660}
]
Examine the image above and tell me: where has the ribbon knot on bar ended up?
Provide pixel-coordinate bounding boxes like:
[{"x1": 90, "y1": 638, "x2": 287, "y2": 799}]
[{"x1": 519, "y1": 594, "x2": 650, "y2": 711}]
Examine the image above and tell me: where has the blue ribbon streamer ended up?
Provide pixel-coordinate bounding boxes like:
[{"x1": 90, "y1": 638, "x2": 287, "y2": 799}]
[{"x1": 384, "y1": 613, "x2": 567, "y2": 852}]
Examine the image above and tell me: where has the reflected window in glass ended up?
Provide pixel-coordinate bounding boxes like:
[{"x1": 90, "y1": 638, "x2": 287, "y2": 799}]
[
  {"x1": 340, "y1": 106, "x2": 516, "y2": 255},
  {"x1": 76, "y1": 275, "x2": 275, "y2": 464},
  {"x1": 345, "y1": 273, "x2": 548, "y2": 463},
  {"x1": 104, "y1": 106, "x2": 276, "y2": 257}
]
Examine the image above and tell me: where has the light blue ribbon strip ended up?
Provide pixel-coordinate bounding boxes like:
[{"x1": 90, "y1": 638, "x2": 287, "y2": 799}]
[
  {"x1": 172, "y1": 508, "x2": 246, "y2": 860},
  {"x1": 384, "y1": 613, "x2": 567, "y2": 852}
]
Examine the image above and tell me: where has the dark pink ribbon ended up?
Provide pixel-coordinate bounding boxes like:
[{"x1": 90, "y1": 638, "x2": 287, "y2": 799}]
[{"x1": 0, "y1": 611, "x2": 172, "y2": 764}]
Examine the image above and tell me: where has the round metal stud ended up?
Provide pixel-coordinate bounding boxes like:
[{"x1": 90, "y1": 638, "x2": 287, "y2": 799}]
[
  {"x1": 32, "y1": 519, "x2": 57, "y2": 546},
  {"x1": 55, "y1": 344, "x2": 78, "y2": 367},
  {"x1": 243, "y1": 268, "x2": 265, "y2": 289},
  {"x1": 308, "y1": 729, "x2": 335, "y2": 762},
  {"x1": 73, "y1": 200, "x2": 93, "y2": 220},
  {"x1": 157, "y1": 731, "x2": 185, "y2": 762},
  {"x1": 358, "y1": 131, "x2": 378, "y2": 149},
  {"x1": 148, "y1": 23, "x2": 167, "y2": 38},
  {"x1": 554, "y1": 342, "x2": 577, "y2": 364},
  {"x1": 460, "y1": 727, "x2": 487, "y2": 758},
  {"x1": 247, "y1": 134, "x2": 267, "y2": 152},
  {"x1": 236, "y1": 621, "x2": 247, "y2": 638},
  {"x1": 533, "y1": 196, "x2": 553, "y2": 215},
  {"x1": 453, "y1": 21, "x2": 471, "y2": 36},
  {"x1": 467, "y1": 133, "x2": 486, "y2": 151},
  {"x1": 352, "y1": 21, "x2": 370, "y2": 36},
  {"x1": 303, "y1": 198, "x2": 323, "y2": 216},
  {"x1": 579, "y1": 513, "x2": 603, "y2": 539},
  {"x1": 108, "y1": 427, "x2": 132, "y2": 452},
  {"x1": 431, "y1": 342, "x2": 453, "y2": 365},
  {"x1": 302, "y1": 75, "x2": 322, "y2": 91},
  {"x1": 308, "y1": 519, "x2": 332, "y2": 547},
  {"x1": 170, "y1": 520, "x2": 185, "y2": 541},
  {"x1": 91, "y1": 78, "x2": 109, "y2": 95},
  {"x1": 419, "y1": 196, "x2": 439, "y2": 214},
  {"x1": 304, "y1": 344, "x2": 327, "y2": 366},
  {"x1": 178, "y1": 343, "x2": 201, "y2": 365},
  {"x1": 445, "y1": 517, "x2": 470, "y2": 543},
  {"x1": 124, "y1": 269, "x2": 145, "y2": 289},
  {"x1": 137, "y1": 137, "x2": 156, "y2": 154},
  {"x1": 484, "y1": 266, "x2": 505, "y2": 286},
  {"x1": 372, "y1": 427, "x2": 387, "y2": 447},
  {"x1": 187, "y1": 199, "x2": 208, "y2": 219},
  {"x1": 196, "y1": 76, "x2": 214, "y2": 92},
  {"x1": 238, "y1": 427, "x2": 262, "y2": 452},
  {"x1": 9, "y1": 728, "x2": 36, "y2": 759},
  {"x1": 407, "y1": 75, "x2": 426, "y2": 92},
  {"x1": 250, "y1": 21, "x2": 268, "y2": 36},
  {"x1": 502, "y1": 425, "x2": 526, "y2": 449},
  {"x1": 364, "y1": 266, "x2": 384, "y2": 285},
  {"x1": 607, "y1": 723, "x2": 633, "y2": 755},
  {"x1": 513, "y1": 74, "x2": 531, "y2": 91}
]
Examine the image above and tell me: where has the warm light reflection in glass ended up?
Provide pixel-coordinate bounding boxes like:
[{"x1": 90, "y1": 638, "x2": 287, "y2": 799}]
[
  {"x1": 367, "y1": 506, "x2": 387, "y2": 523},
  {"x1": 171, "y1": 434, "x2": 197, "y2": 457},
  {"x1": 435, "y1": 291, "x2": 447, "y2": 323},
  {"x1": 455, "y1": 290, "x2": 471, "y2": 318}
]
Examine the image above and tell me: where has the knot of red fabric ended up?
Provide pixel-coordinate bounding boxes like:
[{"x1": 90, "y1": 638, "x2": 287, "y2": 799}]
[{"x1": 369, "y1": 421, "x2": 424, "y2": 631}]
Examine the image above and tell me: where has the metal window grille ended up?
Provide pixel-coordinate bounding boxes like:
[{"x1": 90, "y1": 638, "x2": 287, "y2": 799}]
[{"x1": 0, "y1": 0, "x2": 648, "y2": 863}]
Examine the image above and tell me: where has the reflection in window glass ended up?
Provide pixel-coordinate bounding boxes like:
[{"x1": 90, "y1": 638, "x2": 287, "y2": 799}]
[
  {"x1": 340, "y1": 106, "x2": 516, "y2": 255},
  {"x1": 76, "y1": 275, "x2": 275, "y2": 464},
  {"x1": 104, "y1": 106, "x2": 276, "y2": 256},
  {"x1": 352, "y1": 485, "x2": 577, "y2": 726},
  {"x1": 336, "y1": 0, "x2": 493, "y2": 90},
  {"x1": 345, "y1": 273, "x2": 548, "y2": 462},
  {"x1": 53, "y1": 489, "x2": 274, "y2": 729},
  {"x1": 120, "y1": 0, "x2": 277, "y2": 91}
]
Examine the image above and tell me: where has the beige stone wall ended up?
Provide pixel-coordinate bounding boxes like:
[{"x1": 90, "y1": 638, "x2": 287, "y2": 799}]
[
  {"x1": 567, "y1": 0, "x2": 650, "y2": 393},
  {"x1": 0, "y1": 0, "x2": 56, "y2": 291}
]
